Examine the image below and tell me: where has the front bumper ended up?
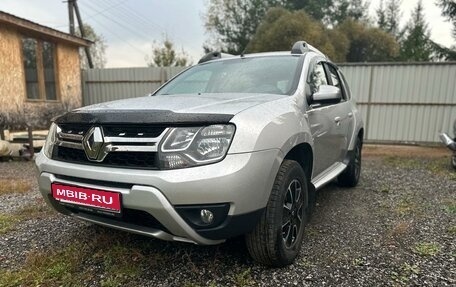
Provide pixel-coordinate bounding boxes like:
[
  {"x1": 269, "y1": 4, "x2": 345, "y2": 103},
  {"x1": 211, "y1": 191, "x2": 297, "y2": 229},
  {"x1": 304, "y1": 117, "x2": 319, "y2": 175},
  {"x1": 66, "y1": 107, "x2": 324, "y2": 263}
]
[{"x1": 36, "y1": 149, "x2": 282, "y2": 245}]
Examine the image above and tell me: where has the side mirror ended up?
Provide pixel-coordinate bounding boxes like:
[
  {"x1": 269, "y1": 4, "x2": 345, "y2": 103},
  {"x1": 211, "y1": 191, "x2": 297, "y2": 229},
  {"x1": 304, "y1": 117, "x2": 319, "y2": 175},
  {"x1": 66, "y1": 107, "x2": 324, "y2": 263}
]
[{"x1": 312, "y1": 85, "x2": 341, "y2": 104}]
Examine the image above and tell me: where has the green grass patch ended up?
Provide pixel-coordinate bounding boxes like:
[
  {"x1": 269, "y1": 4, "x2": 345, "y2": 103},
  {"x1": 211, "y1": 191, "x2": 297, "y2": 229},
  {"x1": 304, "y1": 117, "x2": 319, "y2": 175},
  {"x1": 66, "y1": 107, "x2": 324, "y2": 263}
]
[
  {"x1": 0, "y1": 214, "x2": 19, "y2": 234},
  {"x1": 383, "y1": 156, "x2": 456, "y2": 179},
  {"x1": 413, "y1": 242, "x2": 441, "y2": 257},
  {"x1": 448, "y1": 226, "x2": 456, "y2": 235},
  {"x1": 391, "y1": 263, "x2": 420, "y2": 284},
  {"x1": 395, "y1": 198, "x2": 419, "y2": 216},
  {"x1": 0, "y1": 232, "x2": 168, "y2": 287},
  {"x1": 233, "y1": 268, "x2": 255, "y2": 287},
  {"x1": 446, "y1": 204, "x2": 456, "y2": 214},
  {"x1": 0, "y1": 201, "x2": 55, "y2": 235},
  {"x1": 0, "y1": 245, "x2": 83, "y2": 287}
]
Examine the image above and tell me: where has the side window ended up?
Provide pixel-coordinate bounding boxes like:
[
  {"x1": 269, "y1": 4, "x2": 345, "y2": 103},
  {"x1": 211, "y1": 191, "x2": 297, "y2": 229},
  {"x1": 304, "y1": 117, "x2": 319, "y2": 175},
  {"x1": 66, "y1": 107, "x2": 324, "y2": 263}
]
[
  {"x1": 308, "y1": 62, "x2": 327, "y2": 94},
  {"x1": 325, "y1": 64, "x2": 346, "y2": 100},
  {"x1": 339, "y1": 71, "x2": 351, "y2": 100}
]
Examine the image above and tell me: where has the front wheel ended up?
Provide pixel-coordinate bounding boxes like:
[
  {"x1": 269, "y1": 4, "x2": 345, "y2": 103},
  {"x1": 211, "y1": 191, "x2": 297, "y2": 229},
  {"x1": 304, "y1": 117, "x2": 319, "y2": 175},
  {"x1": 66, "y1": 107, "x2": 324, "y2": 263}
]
[
  {"x1": 452, "y1": 154, "x2": 456, "y2": 170},
  {"x1": 245, "y1": 160, "x2": 308, "y2": 267}
]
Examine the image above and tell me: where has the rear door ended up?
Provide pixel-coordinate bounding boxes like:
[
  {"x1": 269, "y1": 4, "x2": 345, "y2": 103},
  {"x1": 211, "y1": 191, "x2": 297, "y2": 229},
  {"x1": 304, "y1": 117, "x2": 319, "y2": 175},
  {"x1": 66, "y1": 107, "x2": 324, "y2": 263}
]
[{"x1": 323, "y1": 63, "x2": 354, "y2": 162}]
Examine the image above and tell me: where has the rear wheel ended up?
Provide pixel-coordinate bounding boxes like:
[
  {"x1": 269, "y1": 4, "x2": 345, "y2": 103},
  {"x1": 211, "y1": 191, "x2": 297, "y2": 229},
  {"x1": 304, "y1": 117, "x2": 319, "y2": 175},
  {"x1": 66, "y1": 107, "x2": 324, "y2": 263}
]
[
  {"x1": 338, "y1": 137, "x2": 362, "y2": 187},
  {"x1": 451, "y1": 154, "x2": 456, "y2": 170},
  {"x1": 245, "y1": 160, "x2": 308, "y2": 267}
]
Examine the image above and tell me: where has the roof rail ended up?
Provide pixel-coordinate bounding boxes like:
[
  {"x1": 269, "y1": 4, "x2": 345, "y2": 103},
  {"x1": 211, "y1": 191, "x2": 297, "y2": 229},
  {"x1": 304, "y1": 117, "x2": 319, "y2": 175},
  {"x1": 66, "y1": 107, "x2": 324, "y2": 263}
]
[
  {"x1": 291, "y1": 41, "x2": 325, "y2": 57},
  {"x1": 198, "y1": 52, "x2": 235, "y2": 64}
]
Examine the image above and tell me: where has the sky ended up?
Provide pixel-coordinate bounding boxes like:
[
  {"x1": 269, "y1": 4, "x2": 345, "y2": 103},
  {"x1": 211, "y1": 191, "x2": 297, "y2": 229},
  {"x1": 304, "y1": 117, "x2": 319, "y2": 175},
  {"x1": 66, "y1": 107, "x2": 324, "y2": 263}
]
[{"x1": 0, "y1": 0, "x2": 454, "y2": 68}]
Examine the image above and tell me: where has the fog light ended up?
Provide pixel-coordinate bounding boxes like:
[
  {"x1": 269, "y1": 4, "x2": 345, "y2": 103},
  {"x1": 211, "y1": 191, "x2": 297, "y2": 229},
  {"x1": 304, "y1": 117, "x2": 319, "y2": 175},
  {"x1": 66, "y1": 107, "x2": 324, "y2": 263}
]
[{"x1": 200, "y1": 209, "x2": 214, "y2": 224}]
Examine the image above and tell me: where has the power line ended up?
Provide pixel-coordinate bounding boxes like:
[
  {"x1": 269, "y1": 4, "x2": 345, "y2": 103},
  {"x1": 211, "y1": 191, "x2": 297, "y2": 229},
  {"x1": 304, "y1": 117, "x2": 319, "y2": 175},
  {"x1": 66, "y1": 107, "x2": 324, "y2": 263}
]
[{"x1": 79, "y1": 0, "x2": 155, "y2": 41}]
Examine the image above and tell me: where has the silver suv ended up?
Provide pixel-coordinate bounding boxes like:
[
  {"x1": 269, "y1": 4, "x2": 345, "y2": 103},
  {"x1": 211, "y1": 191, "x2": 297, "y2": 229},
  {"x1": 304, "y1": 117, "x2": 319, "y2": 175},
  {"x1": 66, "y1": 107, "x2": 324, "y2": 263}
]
[{"x1": 36, "y1": 41, "x2": 364, "y2": 266}]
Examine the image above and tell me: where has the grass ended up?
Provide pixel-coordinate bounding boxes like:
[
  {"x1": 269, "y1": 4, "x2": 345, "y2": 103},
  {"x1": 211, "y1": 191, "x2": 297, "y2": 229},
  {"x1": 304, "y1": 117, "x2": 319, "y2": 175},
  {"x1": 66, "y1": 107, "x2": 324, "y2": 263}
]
[
  {"x1": 395, "y1": 198, "x2": 419, "y2": 216},
  {"x1": 233, "y1": 268, "x2": 255, "y2": 287},
  {"x1": 448, "y1": 226, "x2": 456, "y2": 235},
  {"x1": 391, "y1": 263, "x2": 420, "y2": 285},
  {"x1": 383, "y1": 156, "x2": 456, "y2": 180},
  {"x1": 0, "y1": 214, "x2": 19, "y2": 234},
  {"x1": 0, "y1": 231, "x2": 167, "y2": 287},
  {"x1": 413, "y1": 242, "x2": 441, "y2": 257},
  {"x1": 0, "y1": 200, "x2": 55, "y2": 235},
  {"x1": 0, "y1": 178, "x2": 31, "y2": 195}
]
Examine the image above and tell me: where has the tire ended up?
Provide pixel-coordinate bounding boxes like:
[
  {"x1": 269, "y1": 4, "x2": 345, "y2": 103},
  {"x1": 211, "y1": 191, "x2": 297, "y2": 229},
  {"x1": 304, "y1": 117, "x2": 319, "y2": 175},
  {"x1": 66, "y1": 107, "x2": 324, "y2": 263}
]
[
  {"x1": 338, "y1": 137, "x2": 362, "y2": 187},
  {"x1": 245, "y1": 160, "x2": 308, "y2": 267},
  {"x1": 451, "y1": 155, "x2": 456, "y2": 170}
]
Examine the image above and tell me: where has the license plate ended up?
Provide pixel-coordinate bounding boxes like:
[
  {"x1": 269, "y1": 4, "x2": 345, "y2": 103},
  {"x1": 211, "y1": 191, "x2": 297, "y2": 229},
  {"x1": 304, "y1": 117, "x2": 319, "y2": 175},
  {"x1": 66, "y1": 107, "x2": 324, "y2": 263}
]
[{"x1": 51, "y1": 183, "x2": 121, "y2": 213}]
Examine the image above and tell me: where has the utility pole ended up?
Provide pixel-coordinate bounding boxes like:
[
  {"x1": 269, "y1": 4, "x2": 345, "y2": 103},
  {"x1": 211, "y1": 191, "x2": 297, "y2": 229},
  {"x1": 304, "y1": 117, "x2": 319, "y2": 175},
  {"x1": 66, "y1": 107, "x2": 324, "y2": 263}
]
[
  {"x1": 68, "y1": 0, "x2": 75, "y2": 35},
  {"x1": 67, "y1": 0, "x2": 94, "y2": 68}
]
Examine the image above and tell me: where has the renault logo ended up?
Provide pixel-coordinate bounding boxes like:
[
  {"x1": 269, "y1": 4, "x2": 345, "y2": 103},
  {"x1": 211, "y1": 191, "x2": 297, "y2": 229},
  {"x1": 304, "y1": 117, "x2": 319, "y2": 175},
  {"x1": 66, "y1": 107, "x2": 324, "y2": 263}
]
[{"x1": 83, "y1": 126, "x2": 105, "y2": 161}]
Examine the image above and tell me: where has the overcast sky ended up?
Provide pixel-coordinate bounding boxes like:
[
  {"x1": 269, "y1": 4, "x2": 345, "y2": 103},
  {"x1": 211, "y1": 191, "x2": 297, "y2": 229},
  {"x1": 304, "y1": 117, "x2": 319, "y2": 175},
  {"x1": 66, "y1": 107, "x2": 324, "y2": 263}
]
[{"x1": 0, "y1": 0, "x2": 453, "y2": 68}]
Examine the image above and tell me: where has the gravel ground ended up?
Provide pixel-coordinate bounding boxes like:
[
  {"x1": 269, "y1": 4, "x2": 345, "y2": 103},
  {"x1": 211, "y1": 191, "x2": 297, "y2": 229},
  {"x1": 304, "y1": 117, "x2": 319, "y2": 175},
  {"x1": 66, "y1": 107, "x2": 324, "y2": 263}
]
[{"x1": 0, "y1": 146, "x2": 455, "y2": 286}]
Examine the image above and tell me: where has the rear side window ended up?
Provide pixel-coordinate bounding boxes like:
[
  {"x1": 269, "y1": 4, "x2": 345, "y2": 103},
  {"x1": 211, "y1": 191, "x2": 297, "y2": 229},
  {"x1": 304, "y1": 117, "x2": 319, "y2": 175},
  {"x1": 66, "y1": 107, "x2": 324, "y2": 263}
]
[{"x1": 339, "y1": 71, "x2": 352, "y2": 100}]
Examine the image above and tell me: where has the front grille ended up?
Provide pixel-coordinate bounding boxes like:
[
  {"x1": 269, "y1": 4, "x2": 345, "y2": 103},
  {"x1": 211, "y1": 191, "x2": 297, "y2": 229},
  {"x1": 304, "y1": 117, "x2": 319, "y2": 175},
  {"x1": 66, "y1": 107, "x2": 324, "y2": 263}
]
[
  {"x1": 52, "y1": 124, "x2": 167, "y2": 169},
  {"x1": 53, "y1": 146, "x2": 158, "y2": 169}
]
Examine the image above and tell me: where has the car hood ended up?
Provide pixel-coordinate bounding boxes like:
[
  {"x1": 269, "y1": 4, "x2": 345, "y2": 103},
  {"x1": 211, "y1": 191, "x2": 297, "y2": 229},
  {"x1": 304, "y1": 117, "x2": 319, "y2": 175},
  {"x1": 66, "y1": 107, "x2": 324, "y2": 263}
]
[
  {"x1": 56, "y1": 93, "x2": 286, "y2": 125},
  {"x1": 79, "y1": 93, "x2": 285, "y2": 114}
]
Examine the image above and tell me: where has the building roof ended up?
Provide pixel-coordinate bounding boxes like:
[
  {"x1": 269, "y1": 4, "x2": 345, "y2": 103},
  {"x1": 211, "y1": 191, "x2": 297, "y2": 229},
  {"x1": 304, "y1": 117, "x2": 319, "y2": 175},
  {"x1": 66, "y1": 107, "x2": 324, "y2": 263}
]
[{"x1": 0, "y1": 10, "x2": 91, "y2": 47}]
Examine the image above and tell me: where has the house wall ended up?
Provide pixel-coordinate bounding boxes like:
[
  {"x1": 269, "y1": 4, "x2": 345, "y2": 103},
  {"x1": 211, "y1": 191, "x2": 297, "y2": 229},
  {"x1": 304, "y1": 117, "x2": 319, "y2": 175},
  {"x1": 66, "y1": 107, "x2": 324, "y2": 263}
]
[
  {"x1": 0, "y1": 25, "x2": 82, "y2": 129},
  {"x1": 0, "y1": 25, "x2": 25, "y2": 110}
]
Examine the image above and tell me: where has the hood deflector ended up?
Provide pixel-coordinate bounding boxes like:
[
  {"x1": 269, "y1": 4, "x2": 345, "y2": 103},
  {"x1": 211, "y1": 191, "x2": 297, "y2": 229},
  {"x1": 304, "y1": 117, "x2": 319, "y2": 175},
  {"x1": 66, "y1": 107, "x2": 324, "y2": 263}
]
[{"x1": 54, "y1": 110, "x2": 234, "y2": 126}]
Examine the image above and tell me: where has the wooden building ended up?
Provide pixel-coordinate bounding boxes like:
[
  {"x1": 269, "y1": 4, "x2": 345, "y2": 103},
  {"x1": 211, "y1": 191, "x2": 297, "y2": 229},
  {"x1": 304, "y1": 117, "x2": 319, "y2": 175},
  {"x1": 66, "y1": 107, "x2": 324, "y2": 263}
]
[{"x1": 0, "y1": 11, "x2": 91, "y2": 130}]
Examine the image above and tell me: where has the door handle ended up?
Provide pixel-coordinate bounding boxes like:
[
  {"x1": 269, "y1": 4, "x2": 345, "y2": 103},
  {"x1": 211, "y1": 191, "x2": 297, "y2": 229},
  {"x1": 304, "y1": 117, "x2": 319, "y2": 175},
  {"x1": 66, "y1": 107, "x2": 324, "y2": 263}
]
[
  {"x1": 334, "y1": 117, "x2": 341, "y2": 124},
  {"x1": 348, "y1": 112, "x2": 353, "y2": 118}
]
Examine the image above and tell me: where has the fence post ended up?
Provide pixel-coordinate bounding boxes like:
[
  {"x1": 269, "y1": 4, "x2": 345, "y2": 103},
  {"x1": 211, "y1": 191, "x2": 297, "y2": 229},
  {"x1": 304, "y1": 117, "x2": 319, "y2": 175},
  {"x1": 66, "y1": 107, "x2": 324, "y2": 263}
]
[
  {"x1": 27, "y1": 125, "x2": 34, "y2": 159},
  {"x1": 364, "y1": 66, "x2": 375, "y2": 141}
]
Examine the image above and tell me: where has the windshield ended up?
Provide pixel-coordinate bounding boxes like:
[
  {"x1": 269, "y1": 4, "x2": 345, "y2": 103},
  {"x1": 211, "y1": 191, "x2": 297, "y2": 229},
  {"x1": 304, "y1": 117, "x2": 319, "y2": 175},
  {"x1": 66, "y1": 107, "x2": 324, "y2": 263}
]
[{"x1": 155, "y1": 56, "x2": 302, "y2": 96}]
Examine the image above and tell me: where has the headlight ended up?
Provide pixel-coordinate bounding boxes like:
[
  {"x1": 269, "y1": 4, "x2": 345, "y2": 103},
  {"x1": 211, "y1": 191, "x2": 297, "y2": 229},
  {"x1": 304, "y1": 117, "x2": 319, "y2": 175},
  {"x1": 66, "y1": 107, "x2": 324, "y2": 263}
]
[
  {"x1": 42, "y1": 122, "x2": 58, "y2": 158},
  {"x1": 159, "y1": 124, "x2": 235, "y2": 169}
]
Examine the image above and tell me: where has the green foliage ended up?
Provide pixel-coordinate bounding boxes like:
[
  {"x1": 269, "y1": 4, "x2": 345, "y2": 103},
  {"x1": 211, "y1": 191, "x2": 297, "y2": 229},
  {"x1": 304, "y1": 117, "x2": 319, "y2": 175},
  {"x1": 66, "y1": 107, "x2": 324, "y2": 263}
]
[
  {"x1": 413, "y1": 242, "x2": 441, "y2": 256},
  {"x1": 76, "y1": 24, "x2": 107, "y2": 69},
  {"x1": 247, "y1": 8, "x2": 347, "y2": 61},
  {"x1": 204, "y1": 0, "x2": 283, "y2": 54},
  {"x1": 385, "y1": 0, "x2": 402, "y2": 38},
  {"x1": 330, "y1": 0, "x2": 370, "y2": 25},
  {"x1": 399, "y1": 1, "x2": 433, "y2": 61},
  {"x1": 285, "y1": 0, "x2": 333, "y2": 22},
  {"x1": 438, "y1": 0, "x2": 456, "y2": 39},
  {"x1": 147, "y1": 39, "x2": 191, "y2": 67},
  {"x1": 248, "y1": 8, "x2": 398, "y2": 63},
  {"x1": 376, "y1": 0, "x2": 388, "y2": 31},
  {"x1": 337, "y1": 19, "x2": 399, "y2": 62}
]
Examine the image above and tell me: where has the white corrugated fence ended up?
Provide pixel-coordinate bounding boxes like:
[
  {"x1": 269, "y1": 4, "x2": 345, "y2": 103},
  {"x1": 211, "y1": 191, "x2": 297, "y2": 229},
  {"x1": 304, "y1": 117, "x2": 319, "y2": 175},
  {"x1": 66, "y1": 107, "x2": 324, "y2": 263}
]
[{"x1": 82, "y1": 62, "x2": 456, "y2": 144}]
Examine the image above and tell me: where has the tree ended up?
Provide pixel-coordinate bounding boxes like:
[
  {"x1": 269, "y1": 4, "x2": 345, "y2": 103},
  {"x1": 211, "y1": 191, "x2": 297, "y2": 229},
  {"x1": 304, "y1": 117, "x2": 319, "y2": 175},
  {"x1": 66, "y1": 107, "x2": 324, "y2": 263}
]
[
  {"x1": 385, "y1": 0, "x2": 402, "y2": 38},
  {"x1": 203, "y1": 0, "x2": 283, "y2": 54},
  {"x1": 399, "y1": 1, "x2": 433, "y2": 61},
  {"x1": 337, "y1": 19, "x2": 400, "y2": 62},
  {"x1": 438, "y1": 0, "x2": 456, "y2": 39},
  {"x1": 376, "y1": 0, "x2": 388, "y2": 31},
  {"x1": 247, "y1": 8, "x2": 347, "y2": 61},
  {"x1": 76, "y1": 24, "x2": 107, "y2": 69},
  {"x1": 146, "y1": 39, "x2": 191, "y2": 67},
  {"x1": 329, "y1": 0, "x2": 370, "y2": 25},
  {"x1": 285, "y1": 0, "x2": 333, "y2": 22}
]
